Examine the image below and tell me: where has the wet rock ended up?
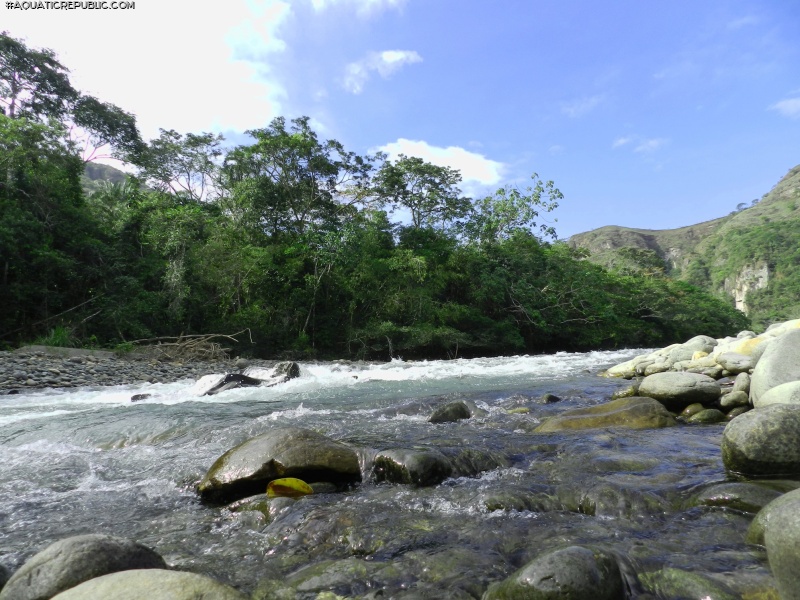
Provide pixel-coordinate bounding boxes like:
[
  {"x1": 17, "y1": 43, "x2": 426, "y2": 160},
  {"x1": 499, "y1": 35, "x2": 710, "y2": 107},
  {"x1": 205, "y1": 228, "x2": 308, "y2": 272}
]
[
  {"x1": 429, "y1": 401, "x2": 471, "y2": 423},
  {"x1": 197, "y1": 427, "x2": 361, "y2": 504},
  {"x1": 482, "y1": 485, "x2": 561, "y2": 513},
  {"x1": 535, "y1": 393, "x2": 562, "y2": 404},
  {"x1": 0, "y1": 564, "x2": 9, "y2": 592},
  {"x1": 754, "y1": 380, "x2": 800, "y2": 408},
  {"x1": 638, "y1": 372, "x2": 721, "y2": 410},
  {"x1": 680, "y1": 402, "x2": 706, "y2": 418},
  {"x1": 748, "y1": 487, "x2": 800, "y2": 545},
  {"x1": 372, "y1": 448, "x2": 453, "y2": 486},
  {"x1": 691, "y1": 482, "x2": 783, "y2": 514},
  {"x1": 443, "y1": 447, "x2": 511, "y2": 477},
  {"x1": 534, "y1": 397, "x2": 677, "y2": 433},
  {"x1": 639, "y1": 567, "x2": 738, "y2": 600},
  {"x1": 273, "y1": 360, "x2": 300, "y2": 379},
  {"x1": 750, "y1": 329, "x2": 800, "y2": 405},
  {"x1": 686, "y1": 408, "x2": 726, "y2": 424},
  {"x1": 610, "y1": 381, "x2": 639, "y2": 400},
  {"x1": 484, "y1": 545, "x2": 624, "y2": 600},
  {"x1": 765, "y1": 490, "x2": 800, "y2": 600},
  {"x1": 722, "y1": 404, "x2": 800, "y2": 476},
  {"x1": 558, "y1": 482, "x2": 668, "y2": 518},
  {"x1": 0, "y1": 535, "x2": 166, "y2": 600},
  {"x1": 726, "y1": 406, "x2": 751, "y2": 420},
  {"x1": 50, "y1": 569, "x2": 247, "y2": 599},
  {"x1": 130, "y1": 393, "x2": 151, "y2": 403}
]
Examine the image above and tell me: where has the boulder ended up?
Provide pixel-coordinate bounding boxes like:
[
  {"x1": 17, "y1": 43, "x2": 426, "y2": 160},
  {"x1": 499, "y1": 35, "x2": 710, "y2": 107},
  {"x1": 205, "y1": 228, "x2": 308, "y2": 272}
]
[
  {"x1": 732, "y1": 372, "x2": 751, "y2": 394},
  {"x1": 765, "y1": 493, "x2": 800, "y2": 600},
  {"x1": 748, "y1": 487, "x2": 800, "y2": 545},
  {"x1": 721, "y1": 404, "x2": 800, "y2": 476},
  {"x1": 197, "y1": 427, "x2": 361, "y2": 503},
  {"x1": 719, "y1": 390, "x2": 749, "y2": 408},
  {"x1": 686, "y1": 408, "x2": 726, "y2": 424},
  {"x1": 429, "y1": 401, "x2": 471, "y2": 423},
  {"x1": 0, "y1": 535, "x2": 166, "y2": 600},
  {"x1": 533, "y1": 397, "x2": 677, "y2": 433},
  {"x1": 754, "y1": 380, "x2": 800, "y2": 408},
  {"x1": 50, "y1": 569, "x2": 247, "y2": 599},
  {"x1": 372, "y1": 448, "x2": 453, "y2": 486},
  {"x1": 716, "y1": 353, "x2": 755, "y2": 374},
  {"x1": 638, "y1": 372, "x2": 721, "y2": 411},
  {"x1": 750, "y1": 329, "x2": 800, "y2": 404},
  {"x1": 483, "y1": 545, "x2": 623, "y2": 600}
]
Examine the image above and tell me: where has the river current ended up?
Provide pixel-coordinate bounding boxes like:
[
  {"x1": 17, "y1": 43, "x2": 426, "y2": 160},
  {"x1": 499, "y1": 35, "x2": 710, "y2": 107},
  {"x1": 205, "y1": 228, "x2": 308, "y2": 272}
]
[{"x1": 0, "y1": 350, "x2": 772, "y2": 598}]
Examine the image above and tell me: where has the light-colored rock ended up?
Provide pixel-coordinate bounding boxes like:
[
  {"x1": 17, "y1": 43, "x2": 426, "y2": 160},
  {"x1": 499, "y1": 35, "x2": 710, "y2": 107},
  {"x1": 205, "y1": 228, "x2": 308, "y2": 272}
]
[
  {"x1": 720, "y1": 390, "x2": 749, "y2": 409},
  {"x1": 732, "y1": 372, "x2": 751, "y2": 394},
  {"x1": 748, "y1": 487, "x2": 800, "y2": 545},
  {"x1": 750, "y1": 329, "x2": 800, "y2": 405},
  {"x1": 716, "y1": 352, "x2": 755, "y2": 374},
  {"x1": 722, "y1": 404, "x2": 800, "y2": 476},
  {"x1": 754, "y1": 380, "x2": 800, "y2": 408},
  {"x1": 533, "y1": 397, "x2": 677, "y2": 433},
  {"x1": 638, "y1": 372, "x2": 721, "y2": 411},
  {"x1": 0, "y1": 535, "x2": 166, "y2": 600},
  {"x1": 50, "y1": 569, "x2": 247, "y2": 599}
]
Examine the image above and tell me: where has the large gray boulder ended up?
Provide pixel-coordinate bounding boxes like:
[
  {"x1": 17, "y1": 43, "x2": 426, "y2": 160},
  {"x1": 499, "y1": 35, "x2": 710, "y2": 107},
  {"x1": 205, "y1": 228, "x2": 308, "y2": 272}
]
[
  {"x1": 638, "y1": 372, "x2": 721, "y2": 411},
  {"x1": 747, "y1": 487, "x2": 800, "y2": 545},
  {"x1": 765, "y1": 492, "x2": 800, "y2": 600},
  {"x1": 197, "y1": 427, "x2": 361, "y2": 503},
  {"x1": 0, "y1": 535, "x2": 166, "y2": 600},
  {"x1": 50, "y1": 569, "x2": 247, "y2": 599},
  {"x1": 754, "y1": 380, "x2": 800, "y2": 408},
  {"x1": 750, "y1": 329, "x2": 800, "y2": 405},
  {"x1": 534, "y1": 397, "x2": 676, "y2": 433},
  {"x1": 484, "y1": 545, "x2": 623, "y2": 600},
  {"x1": 721, "y1": 404, "x2": 800, "y2": 476}
]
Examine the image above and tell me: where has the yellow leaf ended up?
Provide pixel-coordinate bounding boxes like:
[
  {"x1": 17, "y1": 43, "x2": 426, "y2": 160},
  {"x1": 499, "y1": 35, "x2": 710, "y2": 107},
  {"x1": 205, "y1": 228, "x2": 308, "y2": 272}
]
[{"x1": 267, "y1": 477, "x2": 313, "y2": 498}]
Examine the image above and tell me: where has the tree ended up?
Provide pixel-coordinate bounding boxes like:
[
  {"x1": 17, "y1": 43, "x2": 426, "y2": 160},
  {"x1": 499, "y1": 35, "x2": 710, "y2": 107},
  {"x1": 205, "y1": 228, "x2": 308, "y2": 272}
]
[
  {"x1": 375, "y1": 154, "x2": 470, "y2": 230},
  {"x1": 465, "y1": 173, "x2": 561, "y2": 243}
]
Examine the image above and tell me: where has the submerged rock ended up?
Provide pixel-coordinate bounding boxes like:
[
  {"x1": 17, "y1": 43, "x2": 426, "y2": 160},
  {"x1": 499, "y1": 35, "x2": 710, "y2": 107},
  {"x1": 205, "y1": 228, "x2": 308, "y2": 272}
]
[
  {"x1": 197, "y1": 427, "x2": 361, "y2": 503},
  {"x1": 721, "y1": 404, "x2": 800, "y2": 476},
  {"x1": 484, "y1": 545, "x2": 624, "y2": 600},
  {"x1": 639, "y1": 567, "x2": 738, "y2": 600},
  {"x1": 372, "y1": 448, "x2": 453, "y2": 486},
  {"x1": 50, "y1": 569, "x2": 247, "y2": 600},
  {"x1": 691, "y1": 482, "x2": 783, "y2": 514},
  {"x1": 429, "y1": 401, "x2": 471, "y2": 423},
  {"x1": 0, "y1": 535, "x2": 166, "y2": 600},
  {"x1": 534, "y1": 397, "x2": 677, "y2": 433}
]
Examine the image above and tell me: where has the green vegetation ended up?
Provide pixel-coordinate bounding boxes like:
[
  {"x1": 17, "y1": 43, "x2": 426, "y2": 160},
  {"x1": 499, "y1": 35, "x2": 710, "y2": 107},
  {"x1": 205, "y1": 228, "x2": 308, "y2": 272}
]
[
  {"x1": 570, "y1": 165, "x2": 800, "y2": 331},
  {"x1": 0, "y1": 33, "x2": 749, "y2": 357}
]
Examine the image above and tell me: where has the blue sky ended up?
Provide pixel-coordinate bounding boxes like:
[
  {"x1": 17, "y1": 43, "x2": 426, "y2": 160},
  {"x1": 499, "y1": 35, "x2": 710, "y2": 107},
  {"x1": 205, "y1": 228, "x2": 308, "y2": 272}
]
[{"x1": 4, "y1": 0, "x2": 800, "y2": 237}]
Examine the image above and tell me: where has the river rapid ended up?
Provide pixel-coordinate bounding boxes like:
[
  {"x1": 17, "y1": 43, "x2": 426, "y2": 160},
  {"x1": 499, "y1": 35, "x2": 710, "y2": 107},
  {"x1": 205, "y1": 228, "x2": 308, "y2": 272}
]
[{"x1": 0, "y1": 350, "x2": 772, "y2": 598}]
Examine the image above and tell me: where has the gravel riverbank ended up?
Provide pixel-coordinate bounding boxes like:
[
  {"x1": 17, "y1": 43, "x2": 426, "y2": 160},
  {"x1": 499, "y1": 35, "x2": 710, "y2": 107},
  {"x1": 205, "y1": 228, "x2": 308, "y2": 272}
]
[{"x1": 0, "y1": 347, "x2": 281, "y2": 393}]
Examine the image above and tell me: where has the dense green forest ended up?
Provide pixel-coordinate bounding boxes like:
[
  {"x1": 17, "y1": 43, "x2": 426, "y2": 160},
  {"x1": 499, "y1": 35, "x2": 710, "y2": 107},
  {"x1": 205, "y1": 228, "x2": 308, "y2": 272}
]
[{"x1": 0, "y1": 33, "x2": 749, "y2": 359}]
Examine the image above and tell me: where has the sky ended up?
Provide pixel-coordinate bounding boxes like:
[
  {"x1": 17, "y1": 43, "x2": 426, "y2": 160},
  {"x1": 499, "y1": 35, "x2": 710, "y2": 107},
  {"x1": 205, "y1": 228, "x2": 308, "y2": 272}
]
[{"x1": 3, "y1": 0, "x2": 800, "y2": 238}]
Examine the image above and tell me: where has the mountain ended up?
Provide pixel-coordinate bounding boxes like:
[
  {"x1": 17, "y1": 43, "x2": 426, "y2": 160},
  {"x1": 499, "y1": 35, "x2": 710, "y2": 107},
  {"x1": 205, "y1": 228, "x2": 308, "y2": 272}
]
[
  {"x1": 569, "y1": 164, "x2": 800, "y2": 329},
  {"x1": 81, "y1": 162, "x2": 129, "y2": 195}
]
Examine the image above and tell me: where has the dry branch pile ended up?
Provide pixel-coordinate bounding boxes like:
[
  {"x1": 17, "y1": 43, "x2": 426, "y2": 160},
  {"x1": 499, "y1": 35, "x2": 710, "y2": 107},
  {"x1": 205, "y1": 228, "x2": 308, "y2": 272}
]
[{"x1": 127, "y1": 330, "x2": 253, "y2": 362}]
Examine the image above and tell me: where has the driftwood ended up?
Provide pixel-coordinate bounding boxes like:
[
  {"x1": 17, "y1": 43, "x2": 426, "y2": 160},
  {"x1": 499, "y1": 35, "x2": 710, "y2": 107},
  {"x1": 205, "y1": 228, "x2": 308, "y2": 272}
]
[{"x1": 126, "y1": 330, "x2": 253, "y2": 361}]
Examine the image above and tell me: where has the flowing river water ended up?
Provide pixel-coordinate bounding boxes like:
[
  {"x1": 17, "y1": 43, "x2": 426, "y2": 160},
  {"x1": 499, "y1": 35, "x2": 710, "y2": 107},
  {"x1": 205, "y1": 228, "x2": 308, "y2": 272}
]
[{"x1": 0, "y1": 350, "x2": 775, "y2": 598}]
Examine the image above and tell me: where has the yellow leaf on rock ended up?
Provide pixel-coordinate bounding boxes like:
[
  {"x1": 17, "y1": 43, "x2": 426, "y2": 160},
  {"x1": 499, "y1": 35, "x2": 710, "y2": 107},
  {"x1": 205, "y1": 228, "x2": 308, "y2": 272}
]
[{"x1": 267, "y1": 477, "x2": 313, "y2": 498}]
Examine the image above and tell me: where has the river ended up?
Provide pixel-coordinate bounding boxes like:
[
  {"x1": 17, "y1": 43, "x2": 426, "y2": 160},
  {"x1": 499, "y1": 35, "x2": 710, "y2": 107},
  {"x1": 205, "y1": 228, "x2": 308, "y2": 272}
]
[{"x1": 0, "y1": 350, "x2": 772, "y2": 598}]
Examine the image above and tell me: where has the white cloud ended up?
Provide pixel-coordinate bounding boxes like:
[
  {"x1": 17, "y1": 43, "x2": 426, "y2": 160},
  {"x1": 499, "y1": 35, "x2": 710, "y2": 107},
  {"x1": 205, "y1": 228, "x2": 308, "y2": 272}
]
[
  {"x1": 3, "y1": 0, "x2": 292, "y2": 139},
  {"x1": 376, "y1": 139, "x2": 505, "y2": 186},
  {"x1": 634, "y1": 138, "x2": 668, "y2": 153},
  {"x1": 769, "y1": 97, "x2": 800, "y2": 119},
  {"x1": 612, "y1": 136, "x2": 633, "y2": 148},
  {"x1": 311, "y1": 0, "x2": 406, "y2": 16},
  {"x1": 561, "y1": 95, "x2": 604, "y2": 118},
  {"x1": 343, "y1": 50, "x2": 423, "y2": 94},
  {"x1": 612, "y1": 135, "x2": 668, "y2": 153}
]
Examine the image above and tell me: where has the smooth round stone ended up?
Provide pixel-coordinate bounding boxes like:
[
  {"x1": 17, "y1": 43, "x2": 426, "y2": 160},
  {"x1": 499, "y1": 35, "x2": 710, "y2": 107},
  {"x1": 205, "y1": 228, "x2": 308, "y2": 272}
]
[
  {"x1": 748, "y1": 488, "x2": 800, "y2": 545},
  {"x1": 680, "y1": 403, "x2": 706, "y2": 418},
  {"x1": 722, "y1": 404, "x2": 800, "y2": 476},
  {"x1": 720, "y1": 390, "x2": 749, "y2": 408},
  {"x1": 50, "y1": 569, "x2": 247, "y2": 599},
  {"x1": 638, "y1": 372, "x2": 721, "y2": 410},
  {"x1": 765, "y1": 492, "x2": 800, "y2": 600},
  {"x1": 691, "y1": 482, "x2": 783, "y2": 514},
  {"x1": 533, "y1": 397, "x2": 676, "y2": 433},
  {"x1": 686, "y1": 409, "x2": 726, "y2": 424},
  {"x1": 484, "y1": 545, "x2": 623, "y2": 600},
  {"x1": 750, "y1": 329, "x2": 800, "y2": 404},
  {"x1": 755, "y1": 381, "x2": 800, "y2": 408}
]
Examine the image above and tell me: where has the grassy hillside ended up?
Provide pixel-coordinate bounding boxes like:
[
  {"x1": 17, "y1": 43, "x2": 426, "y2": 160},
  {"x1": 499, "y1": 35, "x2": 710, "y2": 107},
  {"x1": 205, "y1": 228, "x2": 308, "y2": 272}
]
[{"x1": 569, "y1": 164, "x2": 800, "y2": 329}]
